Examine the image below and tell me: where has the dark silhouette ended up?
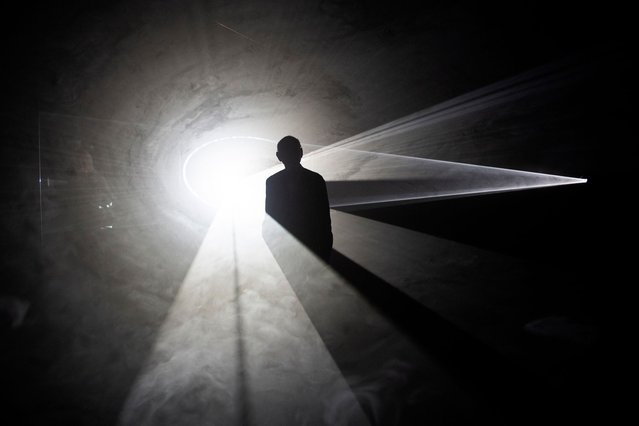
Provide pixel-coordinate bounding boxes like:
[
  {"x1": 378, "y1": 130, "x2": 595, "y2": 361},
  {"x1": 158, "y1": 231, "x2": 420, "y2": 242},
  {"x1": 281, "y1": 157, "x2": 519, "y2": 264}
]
[{"x1": 265, "y1": 136, "x2": 333, "y2": 261}]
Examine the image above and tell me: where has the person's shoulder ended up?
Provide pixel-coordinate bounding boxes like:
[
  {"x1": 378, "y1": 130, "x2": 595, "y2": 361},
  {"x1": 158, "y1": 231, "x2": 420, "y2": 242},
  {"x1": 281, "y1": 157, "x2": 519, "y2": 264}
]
[
  {"x1": 266, "y1": 169, "x2": 287, "y2": 183},
  {"x1": 303, "y1": 168, "x2": 326, "y2": 183},
  {"x1": 266, "y1": 170, "x2": 286, "y2": 182}
]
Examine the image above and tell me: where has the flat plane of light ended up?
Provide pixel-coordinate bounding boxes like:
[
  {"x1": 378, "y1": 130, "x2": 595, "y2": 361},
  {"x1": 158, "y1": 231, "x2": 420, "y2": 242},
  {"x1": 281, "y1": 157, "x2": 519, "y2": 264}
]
[
  {"x1": 287, "y1": 59, "x2": 590, "y2": 209},
  {"x1": 299, "y1": 146, "x2": 587, "y2": 209},
  {"x1": 307, "y1": 56, "x2": 589, "y2": 156}
]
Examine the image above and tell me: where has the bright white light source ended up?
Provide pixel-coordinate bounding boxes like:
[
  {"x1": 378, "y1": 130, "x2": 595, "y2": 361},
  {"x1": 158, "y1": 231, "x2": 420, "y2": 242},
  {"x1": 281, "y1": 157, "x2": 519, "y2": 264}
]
[{"x1": 182, "y1": 136, "x2": 277, "y2": 207}]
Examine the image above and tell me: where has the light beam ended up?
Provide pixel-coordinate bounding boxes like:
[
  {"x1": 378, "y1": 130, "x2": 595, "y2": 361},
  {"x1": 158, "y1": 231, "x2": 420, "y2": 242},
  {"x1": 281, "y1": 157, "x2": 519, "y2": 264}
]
[{"x1": 301, "y1": 147, "x2": 586, "y2": 209}]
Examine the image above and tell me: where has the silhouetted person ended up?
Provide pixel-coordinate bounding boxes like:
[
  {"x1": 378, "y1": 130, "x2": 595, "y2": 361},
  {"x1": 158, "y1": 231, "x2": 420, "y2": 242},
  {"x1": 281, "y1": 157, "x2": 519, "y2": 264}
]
[{"x1": 265, "y1": 136, "x2": 333, "y2": 261}]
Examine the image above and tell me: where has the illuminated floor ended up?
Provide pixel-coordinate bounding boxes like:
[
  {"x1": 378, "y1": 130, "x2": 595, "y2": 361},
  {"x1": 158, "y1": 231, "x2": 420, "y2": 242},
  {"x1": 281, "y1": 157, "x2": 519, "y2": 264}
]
[
  {"x1": 19, "y1": 183, "x2": 605, "y2": 426},
  {"x1": 12, "y1": 110, "x2": 597, "y2": 425},
  {"x1": 116, "y1": 188, "x2": 478, "y2": 425},
  {"x1": 5, "y1": 144, "x2": 602, "y2": 426}
]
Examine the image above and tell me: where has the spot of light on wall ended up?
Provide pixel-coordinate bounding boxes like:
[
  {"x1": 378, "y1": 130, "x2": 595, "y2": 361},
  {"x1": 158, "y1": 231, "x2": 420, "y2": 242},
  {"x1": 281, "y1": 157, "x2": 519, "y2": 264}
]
[{"x1": 182, "y1": 136, "x2": 278, "y2": 210}]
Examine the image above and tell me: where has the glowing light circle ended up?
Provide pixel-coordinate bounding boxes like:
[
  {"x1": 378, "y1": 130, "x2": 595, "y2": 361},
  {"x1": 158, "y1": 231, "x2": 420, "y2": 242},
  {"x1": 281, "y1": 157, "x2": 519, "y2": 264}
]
[{"x1": 182, "y1": 136, "x2": 276, "y2": 207}]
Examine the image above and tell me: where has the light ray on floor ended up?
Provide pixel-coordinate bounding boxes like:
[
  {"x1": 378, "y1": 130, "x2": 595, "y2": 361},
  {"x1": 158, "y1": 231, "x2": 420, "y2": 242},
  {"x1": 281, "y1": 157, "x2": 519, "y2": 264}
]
[{"x1": 117, "y1": 178, "x2": 370, "y2": 426}]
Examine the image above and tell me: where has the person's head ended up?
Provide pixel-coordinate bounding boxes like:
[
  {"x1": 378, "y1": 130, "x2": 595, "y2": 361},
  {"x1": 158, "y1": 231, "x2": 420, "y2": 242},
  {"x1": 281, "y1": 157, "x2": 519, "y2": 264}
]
[{"x1": 276, "y1": 136, "x2": 303, "y2": 167}]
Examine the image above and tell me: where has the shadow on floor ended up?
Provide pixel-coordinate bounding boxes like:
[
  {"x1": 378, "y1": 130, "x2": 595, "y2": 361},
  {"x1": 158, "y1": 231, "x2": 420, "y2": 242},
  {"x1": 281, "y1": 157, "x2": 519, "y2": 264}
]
[
  {"x1": 329, "y1": 250, "x2": 573, "y2": 425},
  {"x1": 264, "y1": 211, "x2": 601, "y2": 424}
]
